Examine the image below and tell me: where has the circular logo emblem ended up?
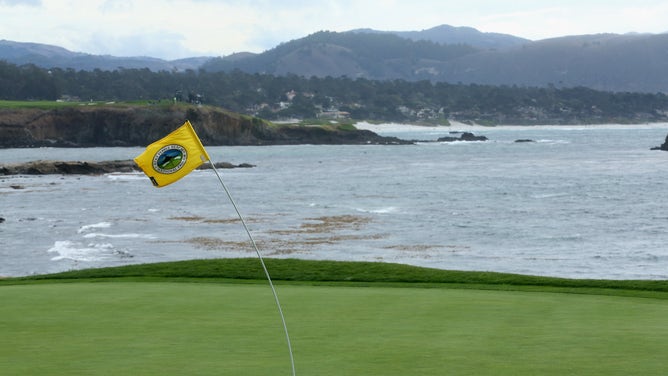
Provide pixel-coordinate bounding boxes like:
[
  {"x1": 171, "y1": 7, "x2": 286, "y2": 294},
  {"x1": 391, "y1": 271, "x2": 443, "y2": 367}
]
[{"x1": 153, "y1": 145, "x2": 187, "y2": 174}]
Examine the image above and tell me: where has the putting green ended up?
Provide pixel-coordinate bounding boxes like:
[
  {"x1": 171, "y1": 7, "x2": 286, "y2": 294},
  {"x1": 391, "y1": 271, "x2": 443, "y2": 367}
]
[{"x1": 1, "y1": 282, "x2": 667, "y2": 375}]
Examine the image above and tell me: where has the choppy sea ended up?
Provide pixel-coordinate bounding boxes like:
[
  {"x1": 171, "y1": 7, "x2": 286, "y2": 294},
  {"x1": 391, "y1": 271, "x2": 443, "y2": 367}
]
[{"x1": 2, "y1": 122, "x2": 668, "y2": 279}]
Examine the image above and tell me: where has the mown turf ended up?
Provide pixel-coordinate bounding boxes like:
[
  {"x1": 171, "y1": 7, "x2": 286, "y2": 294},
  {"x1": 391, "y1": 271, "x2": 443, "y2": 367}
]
[
  {"x1": 2, "y1": 282, "x2": 668, "y2": 375},
  {"x1": 2, "y1": 259, "x2": 668, "y2": 375}
]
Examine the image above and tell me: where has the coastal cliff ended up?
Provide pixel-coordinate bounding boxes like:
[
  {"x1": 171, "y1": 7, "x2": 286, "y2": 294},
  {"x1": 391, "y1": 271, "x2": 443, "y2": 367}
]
[{"x1": 0, "y1": 103, "x2": 408, "y2": 147}]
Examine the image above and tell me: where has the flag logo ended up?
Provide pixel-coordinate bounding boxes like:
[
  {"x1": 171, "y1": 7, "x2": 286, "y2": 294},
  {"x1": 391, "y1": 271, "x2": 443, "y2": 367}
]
[
  {"x1": 134, "y1": 120, "x2": 210, "y2": 188},
  {"x1": 153, "y1": 145, "x2": 187, "y2": 174}
]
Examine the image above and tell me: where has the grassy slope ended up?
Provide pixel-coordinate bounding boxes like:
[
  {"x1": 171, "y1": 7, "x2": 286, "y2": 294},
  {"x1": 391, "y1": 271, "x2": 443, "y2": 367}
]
[{"x1": 4, "y1": 258, "x2": 668, "y2": 298}]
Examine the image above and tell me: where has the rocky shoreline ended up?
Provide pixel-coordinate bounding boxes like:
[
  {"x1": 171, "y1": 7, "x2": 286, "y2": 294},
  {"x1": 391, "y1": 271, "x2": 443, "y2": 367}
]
[
  {"x1": 0, "y1": 160, "x2": 254, "y2": 175},
  {"x1": 0, "y1": 105, "x2": 411, "y2": 148}
]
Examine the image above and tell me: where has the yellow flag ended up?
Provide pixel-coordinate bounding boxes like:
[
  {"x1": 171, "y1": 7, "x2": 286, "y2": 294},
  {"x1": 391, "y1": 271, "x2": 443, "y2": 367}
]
[{"x1": 134, "y1": 120, "x2": 211, "y2": 187}]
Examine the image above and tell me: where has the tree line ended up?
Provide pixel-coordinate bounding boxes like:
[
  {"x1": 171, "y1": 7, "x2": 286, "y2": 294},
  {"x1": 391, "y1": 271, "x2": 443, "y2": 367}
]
[{"x1": 2, "y1": 60, "x2": 668, "y2": 124}]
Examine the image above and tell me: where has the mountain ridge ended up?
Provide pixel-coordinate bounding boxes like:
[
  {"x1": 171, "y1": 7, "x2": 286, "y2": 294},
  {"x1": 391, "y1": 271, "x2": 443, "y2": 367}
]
[
  {"x1": 0, "y1": 39, "x2": 211, "y2": 72},
  {"x1": 350, "y1": 24, "x2": 530, "y2": 49},
  {"x1": 2, "y1": 25, "x2": 668, "y2": 93},
  {"x1": 433, "y1": 33, "x2": 668, "y2": 92}
]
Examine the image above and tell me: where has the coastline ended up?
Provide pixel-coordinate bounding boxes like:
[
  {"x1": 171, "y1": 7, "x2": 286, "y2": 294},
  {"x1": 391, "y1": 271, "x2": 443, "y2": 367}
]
[
  {"x1": 354, "y1": 120, "x2": 668, "y2": 132},
  {"x1": 0, "y1": 159, "x2": 254, "y2": 175}
]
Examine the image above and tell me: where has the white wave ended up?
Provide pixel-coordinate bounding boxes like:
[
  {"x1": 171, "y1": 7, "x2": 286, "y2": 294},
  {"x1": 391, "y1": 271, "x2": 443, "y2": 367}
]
[
  {"x1": 437, "y1": 140, "x2": 487, "y2": 145},
  {"x1": 356, "y1": 206, "x2": 398, "y2": 214},
  {"x1": 47, "y1": 241, "x2": 115, "y2": 261},
  {"x1": 536, "y1": 139, "x2": 570, "y2": 144},
  {"x1": 356, "y1": 121, "x2": 668, "y2": 132},
  {"x1": 82, "y1": 232, "x2": 157, "y2": 240},
  {"x1": 77, "y1": 222, "x2": 112, "y2": 233},
  {"x1": 355, "y1": 121, "x2": 445, "y2": 133},
  {"x1": 106, "y1": 173, "x2": 145, "y2": 181},
  {"x1": 531, "y1": 192, "x2": 569, "y2": 199}
]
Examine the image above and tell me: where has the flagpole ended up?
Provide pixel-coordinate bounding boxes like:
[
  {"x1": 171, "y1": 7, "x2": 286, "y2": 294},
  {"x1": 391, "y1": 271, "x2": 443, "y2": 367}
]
[{"x1": 208, "y1": 161, "x2": 296, "y2": 376}]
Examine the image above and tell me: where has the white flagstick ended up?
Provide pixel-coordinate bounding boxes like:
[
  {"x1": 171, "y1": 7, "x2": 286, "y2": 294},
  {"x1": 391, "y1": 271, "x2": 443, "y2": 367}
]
[{"x1": 208, "y1": 161, "x2": 296, "y2": 376}]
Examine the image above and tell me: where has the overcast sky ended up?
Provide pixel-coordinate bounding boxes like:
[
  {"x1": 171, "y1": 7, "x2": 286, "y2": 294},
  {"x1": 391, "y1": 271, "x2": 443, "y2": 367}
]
[{"x1": 2, "y1": 0, "x2": 667, "y2": 60}]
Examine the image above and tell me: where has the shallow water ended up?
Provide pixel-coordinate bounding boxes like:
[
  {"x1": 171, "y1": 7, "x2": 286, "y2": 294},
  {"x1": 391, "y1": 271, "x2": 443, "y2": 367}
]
[{"x1": 2, "y1": 123, "x2": 668, "y2": 279}]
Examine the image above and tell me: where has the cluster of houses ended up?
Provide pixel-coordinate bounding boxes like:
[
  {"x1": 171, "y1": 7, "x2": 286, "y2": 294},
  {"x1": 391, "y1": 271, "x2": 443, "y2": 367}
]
[
  {"x1": 245, "y1": 89, "x2": 352, "y2": 120},
  {"x1": 244, "y1": 89, "x2": 451, "y2": 122}
]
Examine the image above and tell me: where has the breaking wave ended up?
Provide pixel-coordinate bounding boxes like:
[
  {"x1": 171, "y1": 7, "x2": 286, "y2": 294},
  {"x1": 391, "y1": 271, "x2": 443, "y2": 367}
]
[{"x1": 47, "y1": 240, "x2": 133, "y2": 262}]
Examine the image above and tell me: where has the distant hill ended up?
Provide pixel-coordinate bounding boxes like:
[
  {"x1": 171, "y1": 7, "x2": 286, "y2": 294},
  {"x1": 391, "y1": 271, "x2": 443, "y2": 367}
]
[
  {"x1": 3, "y1": 24, "x2": 668, "y2": 93},
  {"x1": 352, "y1": 24, "x2": 530, "y2": 49},
  {"x1": 203, "y1": 30, "x2": 668, "y2": 93},
  {"x1": 435, "y1": 33, "x2": 668, "y2": 93},
  {"x1": 0, "y1": 40, "x2": 211, "y2": 71},
  {"x1": 202, "y1": 30, "x2": 479, "y2": 80}
]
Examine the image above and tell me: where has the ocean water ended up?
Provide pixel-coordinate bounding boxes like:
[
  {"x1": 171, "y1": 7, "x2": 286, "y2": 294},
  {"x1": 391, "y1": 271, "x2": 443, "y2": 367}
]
[{"x1": 2, "y1": 122, "x2": 668, "y2": 279}]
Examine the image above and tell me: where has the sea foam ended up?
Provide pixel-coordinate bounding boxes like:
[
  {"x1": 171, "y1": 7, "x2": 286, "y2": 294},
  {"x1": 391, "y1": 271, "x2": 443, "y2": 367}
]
[
  {"x1": 82, "y1": 233, "x2": 157, "y2": 240},
  {"x1": 78, "y1": 222, "x2": 112, "y2": 233},
  {"x1": 47, "y1": 240, "x2": 115, "y2": 261}
]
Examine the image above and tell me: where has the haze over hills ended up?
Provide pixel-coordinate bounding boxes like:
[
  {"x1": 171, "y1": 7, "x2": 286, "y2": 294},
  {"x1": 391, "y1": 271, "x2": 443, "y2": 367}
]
[
  {"x1": 2, "y1": 24, "x2": 668, "y2": 93},
  {"x1": 0, "y1": 40, "x2": 210, "y2": 72}
]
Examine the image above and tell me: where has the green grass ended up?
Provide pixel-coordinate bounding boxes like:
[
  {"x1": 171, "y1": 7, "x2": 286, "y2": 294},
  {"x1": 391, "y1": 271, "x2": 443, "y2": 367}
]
[
  {"x1": 8, "y1": 258, "x2": 668, "y2": 298},
  {"x1": 0, "y1": 99, "x2": 186, "y2": 110},
  {"x1": 2, "y1": 259, "x2": 668, "y2": 375},
  {"x1": 0, "y1": 99, "x2": 89, "y2": 109}
]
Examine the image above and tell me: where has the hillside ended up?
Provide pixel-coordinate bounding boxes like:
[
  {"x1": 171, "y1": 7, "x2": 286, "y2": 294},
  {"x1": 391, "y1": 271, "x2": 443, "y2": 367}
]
[
  {"x1": 0, "y1": 103, "x2": 407, "y2": 148},
  {"x1": 0, "y1": 39, "x2": 210, "y2": 72},
  {"x1": 436, "y1": 33, "x2": 668, "y2": 93},
  {"x1": 1, "y1": 25, "x2": 511, "y2": 73},
  {"x1": 204, "y1": 31, "x2": 668, "y2": 93},
  {"x1": 3, "y1": 26, "x2": 668, "y2": 93},
  {"x1": 202, "y1": 30, "x2": 479, "y2": 81},
  {"x1": 353, "y1": 24, "x2": 530, "y2": 49}
]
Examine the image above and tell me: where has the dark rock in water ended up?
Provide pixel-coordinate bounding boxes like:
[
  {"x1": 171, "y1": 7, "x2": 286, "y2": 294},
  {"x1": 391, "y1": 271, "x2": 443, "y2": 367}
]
[
  {"x1": 0, "y1": 160, "x2": 136, "y2": 175},
  {"x1": 437, "y1": 132, "x2": 488, "y2": 142},
  {"x1": 199, "y1": 162, "x2": 256, "y2": 170},
  {"x1": 460, "y1": 132, "x2": 488, "y2": 141},
  {"x1": 55, "y1": 161, "x2": 133, "y2": 174},
  {"x1": 515, "y1": 139, "x2": 535, "y2": 143},
  {"x1": 0, "y1": 217, "x2": 5, "y2": 224},
  {"x1": 0, "y1": 160, "x2": 255, "y2": 175},
  {"x1": 651, "y1": 134, "x2": 668, "y2": 151}
]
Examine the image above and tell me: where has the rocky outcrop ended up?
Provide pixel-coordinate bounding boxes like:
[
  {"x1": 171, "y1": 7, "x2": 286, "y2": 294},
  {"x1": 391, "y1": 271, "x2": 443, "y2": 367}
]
[
  {"x1": 651, "y1": 134, "x2": 668, "y2": 151},
  {"x1": 437, "y1": 132, "x2": 488, "y2": 142},
  {"x1": 0, "y1": 160, "x2": 253, "y2": 175},
  {"x1": 0, "y1": 104, "x2": 410, "y2": 148}
]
